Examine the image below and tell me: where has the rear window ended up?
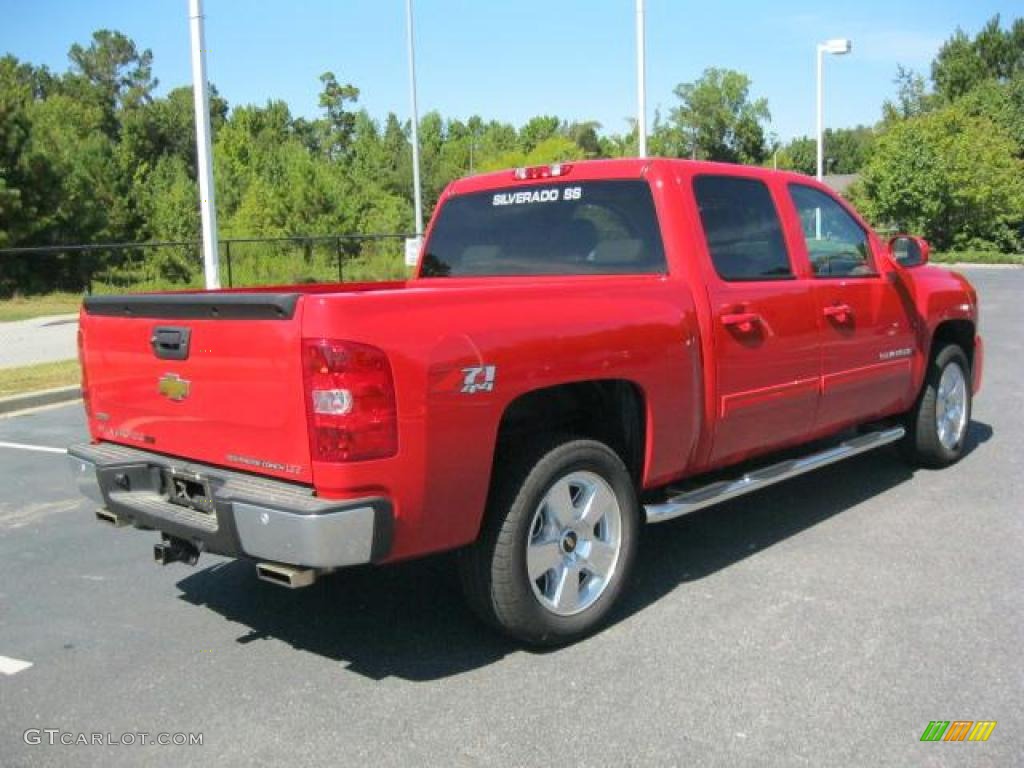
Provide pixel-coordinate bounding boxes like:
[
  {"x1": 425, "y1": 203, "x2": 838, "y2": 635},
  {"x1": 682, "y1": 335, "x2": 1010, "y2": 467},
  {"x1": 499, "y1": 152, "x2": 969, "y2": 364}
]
[
  {"x1": 420, "y1": 180, "x2": 667, "y2": 277},
  {"x1": 693, "y1": 175, "x2": 792, "y2": 281}
]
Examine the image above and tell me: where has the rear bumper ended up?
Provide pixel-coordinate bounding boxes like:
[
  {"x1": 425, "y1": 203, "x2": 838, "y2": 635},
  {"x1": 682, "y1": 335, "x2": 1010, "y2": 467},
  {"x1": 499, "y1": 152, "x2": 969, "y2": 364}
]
[{"x1": 68, "y1": 442, "x2": 392, "y2": 568}]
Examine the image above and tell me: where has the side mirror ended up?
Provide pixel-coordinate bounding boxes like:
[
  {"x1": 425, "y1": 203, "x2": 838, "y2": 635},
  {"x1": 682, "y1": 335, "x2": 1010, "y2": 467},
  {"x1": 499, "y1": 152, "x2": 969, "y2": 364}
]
[{"x1": 888, "y1": 235, "x2": 930, "y2": 268}]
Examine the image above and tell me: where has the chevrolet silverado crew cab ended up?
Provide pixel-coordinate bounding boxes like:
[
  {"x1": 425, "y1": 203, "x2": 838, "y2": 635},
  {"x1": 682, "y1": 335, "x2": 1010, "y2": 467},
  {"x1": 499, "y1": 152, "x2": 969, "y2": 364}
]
[{"x1": 70, "y1": 159, "x2": 983, "y2": 644}]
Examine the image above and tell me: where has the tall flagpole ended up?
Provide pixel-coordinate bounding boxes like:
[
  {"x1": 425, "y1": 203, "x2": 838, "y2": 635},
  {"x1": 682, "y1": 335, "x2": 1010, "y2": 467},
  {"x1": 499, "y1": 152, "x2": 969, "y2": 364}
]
[
  {"x1": 406, "y1": 0, "x2": 424, "y2": 237},
  {"x1": 635, "y1": 0, "x2": 647, "y2": 158},
  {"x1": 188, "y1": 0, "x2": 220, "y2": 289}
]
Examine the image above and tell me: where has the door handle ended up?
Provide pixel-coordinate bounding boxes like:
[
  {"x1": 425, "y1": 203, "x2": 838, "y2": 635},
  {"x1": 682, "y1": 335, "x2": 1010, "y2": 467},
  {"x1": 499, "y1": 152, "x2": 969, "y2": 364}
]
[
  {"x1": 721, "y1": 312, "x2": 763, "y2": 334},
  {"x1": 823, "y1": 304, "x2": 853, "y2": 322},
  {"x1": 151, "y1": 326, "x2": 192, "y2": 360}
]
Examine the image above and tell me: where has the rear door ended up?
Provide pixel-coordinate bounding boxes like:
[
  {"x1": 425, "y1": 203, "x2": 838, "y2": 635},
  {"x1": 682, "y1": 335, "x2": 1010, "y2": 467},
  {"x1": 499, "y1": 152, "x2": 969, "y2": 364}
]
[
  {"x1": 79, "y1": 292, "x2": 313, "y2": 483},
  {"x1": 691, "y1": 174, "x2": 821, "y2": 466},
  {"x1": 783, "y1": 183, "x2": 917, "y2": 431}
]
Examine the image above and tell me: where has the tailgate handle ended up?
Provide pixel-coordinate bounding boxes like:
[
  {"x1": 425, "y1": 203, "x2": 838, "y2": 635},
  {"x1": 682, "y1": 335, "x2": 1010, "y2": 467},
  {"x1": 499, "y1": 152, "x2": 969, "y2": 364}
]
[{"x1": 151, "y1": 326, "x2": 191, "y2": 360}]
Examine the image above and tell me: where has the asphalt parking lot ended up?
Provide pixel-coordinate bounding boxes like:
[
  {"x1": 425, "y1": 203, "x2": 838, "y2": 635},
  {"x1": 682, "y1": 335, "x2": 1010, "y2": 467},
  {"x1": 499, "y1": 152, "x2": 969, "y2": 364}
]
[{"x1": 0, "y1": 266, "x2": 1020, "y2": 767}]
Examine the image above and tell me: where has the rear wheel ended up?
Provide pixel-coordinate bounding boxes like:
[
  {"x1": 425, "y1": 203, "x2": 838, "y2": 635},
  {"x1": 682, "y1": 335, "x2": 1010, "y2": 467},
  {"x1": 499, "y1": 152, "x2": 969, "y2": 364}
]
[
  {"x1": 902, "y1": 344, "x2": 971, "y2": 467},
  {"x1": 459, "y1": 437, "x2": 639, "y2": 645}
]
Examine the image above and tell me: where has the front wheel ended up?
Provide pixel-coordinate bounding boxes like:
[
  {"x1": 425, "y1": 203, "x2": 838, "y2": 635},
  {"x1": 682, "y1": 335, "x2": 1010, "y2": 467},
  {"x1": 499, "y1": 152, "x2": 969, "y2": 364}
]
[
  {"x1": 902, "y1": 344, "x2": 972, "y2": 467},
  {"x1": 459, "y1": 437, "x2": 640, "y2": 646}
]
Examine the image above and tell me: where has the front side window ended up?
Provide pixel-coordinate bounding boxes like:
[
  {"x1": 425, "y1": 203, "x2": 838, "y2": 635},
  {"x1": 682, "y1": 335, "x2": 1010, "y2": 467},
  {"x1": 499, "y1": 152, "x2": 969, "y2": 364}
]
[
  {"x1": 788, "y1": 184, "x2": 874, "y2": 277},
  {"x1": 692, "y1": 175, "x2": 792, "y2": 281},
  {"x1": 420, "y1": 180, "x2": 666, "y2": 277}
]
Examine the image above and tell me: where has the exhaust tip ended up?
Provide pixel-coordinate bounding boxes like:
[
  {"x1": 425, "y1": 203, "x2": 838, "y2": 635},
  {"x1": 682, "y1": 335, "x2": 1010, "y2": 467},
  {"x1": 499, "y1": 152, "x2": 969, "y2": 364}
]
[
  {"x1": 256, "y1": 562, "x2": 317, "y2": 589},
  {"x1": 95, "y1": 508, "x2": 128, "y2": 527}
]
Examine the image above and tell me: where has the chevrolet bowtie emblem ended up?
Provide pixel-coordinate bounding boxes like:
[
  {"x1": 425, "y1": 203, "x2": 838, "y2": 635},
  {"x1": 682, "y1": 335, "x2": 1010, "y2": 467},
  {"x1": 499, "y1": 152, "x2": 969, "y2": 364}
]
[{"x1": 158, "y1": 373, "x2": 191, "y2": 402}]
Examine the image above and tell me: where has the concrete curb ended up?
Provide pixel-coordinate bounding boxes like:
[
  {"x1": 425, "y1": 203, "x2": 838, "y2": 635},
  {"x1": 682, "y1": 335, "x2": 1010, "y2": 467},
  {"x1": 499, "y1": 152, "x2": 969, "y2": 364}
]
[{"x1": 0, "y1": 386, "x2": 81, "y2": 415}]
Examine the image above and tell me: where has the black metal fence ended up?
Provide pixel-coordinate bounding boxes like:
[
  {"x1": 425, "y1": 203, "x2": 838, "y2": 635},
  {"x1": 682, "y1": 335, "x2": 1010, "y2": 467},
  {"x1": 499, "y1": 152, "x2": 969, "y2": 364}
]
[{"x1": 0, "y1": 233, "x2": 414, "y2": 297}]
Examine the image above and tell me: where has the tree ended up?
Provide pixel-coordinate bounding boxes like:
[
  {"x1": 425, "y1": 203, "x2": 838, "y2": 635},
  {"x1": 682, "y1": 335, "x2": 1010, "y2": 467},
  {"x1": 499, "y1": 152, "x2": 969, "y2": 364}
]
[
  {"x1": 773, "y1": 137, "x2": 816, "y2": 175},
  {"x1": 380, "y1": 112, "x2": 411, "y2": 198},
  {"x1": 119, "y1": 85, "x2": 228, "y2": 179},
  {"x1": 956, "y1": 73, "x2": 1024, "y2": 156},
  {"x1": 481, "y1": 135, "x2": 586, "y2": 172},
  {"x1": 317, "y1": 71, "x2": 359, "y2": 158},
  {"x1": 519, "y1": 116, "x2": 560, "y2": 152},
  {"x1": 0, "y1": 56, "x2": 44, "y2": 247},
  {"x1": 932, "y1": 16, "x2": 1024, "y2": 101},
  {"x1": 851, "y1": 105, "x2": 1024, "y2": 251},
  {"x1": 67, "y1": 29, "x2": 157, "y2": 117},
  {"x1": 882, "y1": 65, "x2": 937, "y2": 122},
  {"x1": 134, "y1": 155, "x2": 200, "y2": 282},
  {"x1": 664, "y1": 68, "x2": 771, "y2": 164},
  {"x1": 567, "y1": 121, "x2": 602, "y2": 157},
  {"x1": 772, "y1": 127, "x2": 874, "y2": 176},
  {"x1": 932, "y1": 29, "x2": 986, "y2": 101}
]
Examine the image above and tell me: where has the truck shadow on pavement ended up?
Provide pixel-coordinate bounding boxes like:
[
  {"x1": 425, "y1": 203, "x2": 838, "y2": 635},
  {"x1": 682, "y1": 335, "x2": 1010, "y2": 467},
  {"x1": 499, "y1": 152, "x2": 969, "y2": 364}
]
[{"x1": 175, "y1": 420, "x2": 992, "y2": 682}]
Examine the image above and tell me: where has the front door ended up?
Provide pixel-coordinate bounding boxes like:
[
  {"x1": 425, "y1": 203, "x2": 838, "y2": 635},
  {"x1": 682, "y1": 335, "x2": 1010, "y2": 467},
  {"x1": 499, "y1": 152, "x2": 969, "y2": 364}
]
[
  {"x1": 784, "y1": 183, "x2": 917, "y2": 432},
  {"x1": 691, "y1": 174, "x2": 821, "y2": 466}
]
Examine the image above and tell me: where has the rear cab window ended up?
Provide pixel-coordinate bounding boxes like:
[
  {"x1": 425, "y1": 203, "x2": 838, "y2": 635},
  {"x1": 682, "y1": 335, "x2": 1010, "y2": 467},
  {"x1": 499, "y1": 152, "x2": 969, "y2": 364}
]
[
  {"x1": 692, "y1": 175, "x2": 793, "y2": 281},
  {"x1": 420, "y1": 180, "x2": 667, "y2": 277}
]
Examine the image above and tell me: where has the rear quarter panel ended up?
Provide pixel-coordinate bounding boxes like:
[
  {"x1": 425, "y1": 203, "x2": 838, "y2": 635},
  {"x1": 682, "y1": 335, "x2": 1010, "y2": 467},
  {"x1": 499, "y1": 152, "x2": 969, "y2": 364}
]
[{"x1": 302, "y1": 276, "x2": 700, "y2": 562}]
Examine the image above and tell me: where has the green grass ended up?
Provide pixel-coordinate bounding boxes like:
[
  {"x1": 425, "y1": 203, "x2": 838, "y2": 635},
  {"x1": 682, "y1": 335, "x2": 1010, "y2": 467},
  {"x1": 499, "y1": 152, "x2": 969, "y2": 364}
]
[
  {"x1": 0, "y1": 292, "x2": 83, "y2": 322},
  {"x1": 932, "y1": 250, "x2": 1024, "y2": 265},
  {"x1": 218, "y1": 240, "x2": 409, "y2": 286},
  {"x1": 0, "y1": 359, "x2": 80, "y2": 398}
]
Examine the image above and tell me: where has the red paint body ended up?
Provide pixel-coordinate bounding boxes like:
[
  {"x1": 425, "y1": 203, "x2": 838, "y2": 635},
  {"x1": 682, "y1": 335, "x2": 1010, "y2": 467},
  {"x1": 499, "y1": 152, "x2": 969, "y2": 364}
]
[{"x1": 78, "y1": 159, "x2": 983, "y2": 563}]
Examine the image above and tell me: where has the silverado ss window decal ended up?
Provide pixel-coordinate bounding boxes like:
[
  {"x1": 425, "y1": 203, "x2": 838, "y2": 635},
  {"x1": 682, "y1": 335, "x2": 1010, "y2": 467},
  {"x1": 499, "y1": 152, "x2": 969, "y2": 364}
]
[{"x1": 492, "y1": 187, "x2": 582, "y2": 206}]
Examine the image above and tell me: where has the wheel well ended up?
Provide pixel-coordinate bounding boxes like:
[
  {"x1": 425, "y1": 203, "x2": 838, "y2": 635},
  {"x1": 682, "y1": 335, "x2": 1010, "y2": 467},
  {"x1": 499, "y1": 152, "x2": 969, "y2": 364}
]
[
  {"x1": 931, "y1": 319, "x2": 975, "y2": 368},
  {"x1": 494, "y1": 380, "x2": 646, "y2": 485}
]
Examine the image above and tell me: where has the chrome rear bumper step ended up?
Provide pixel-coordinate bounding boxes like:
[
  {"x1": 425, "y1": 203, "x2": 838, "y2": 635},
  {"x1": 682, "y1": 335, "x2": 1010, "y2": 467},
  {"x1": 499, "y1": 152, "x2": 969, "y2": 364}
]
[{"x1": 644, "y1": 426, "x2": 905, "y2": 524}]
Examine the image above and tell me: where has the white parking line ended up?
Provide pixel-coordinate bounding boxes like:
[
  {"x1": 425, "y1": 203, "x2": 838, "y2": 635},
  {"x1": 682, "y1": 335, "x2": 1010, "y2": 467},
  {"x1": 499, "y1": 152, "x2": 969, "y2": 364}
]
[
  {"x1": 0, "y1": 441, "x2": 67, "y2": 455},
  {"x1": 0, "y1": 655, "x2": 33, "y2": 676}
]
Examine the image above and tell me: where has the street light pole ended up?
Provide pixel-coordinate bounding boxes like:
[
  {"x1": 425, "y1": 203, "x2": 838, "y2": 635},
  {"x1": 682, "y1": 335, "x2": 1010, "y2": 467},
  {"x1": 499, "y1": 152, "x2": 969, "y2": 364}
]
[
  {"x1": 815, "y1": 38, "x2": 851, "y2": 182},
  {"x1": 816, "y1": 45, "x2": 824, "y2": 181},
  {"x1": 188, "y1": 0, "x2": 220, "y2": 290},
  {"x1": 635, "y1": 0, "x2": 647, "y2": 158},
  {"x1": 405, "y1": 0, "x2": 424, "y2": 238}
]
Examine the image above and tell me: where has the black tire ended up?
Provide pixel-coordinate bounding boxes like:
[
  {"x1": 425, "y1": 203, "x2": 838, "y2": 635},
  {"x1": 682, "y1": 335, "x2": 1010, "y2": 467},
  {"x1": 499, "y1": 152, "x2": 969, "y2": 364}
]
[
  {"x1": 459, "y1": 436, "x2": 640, "y2": 646},
  {"x1": 902, "y1": 344, "x2": 972, "y2": 467}
]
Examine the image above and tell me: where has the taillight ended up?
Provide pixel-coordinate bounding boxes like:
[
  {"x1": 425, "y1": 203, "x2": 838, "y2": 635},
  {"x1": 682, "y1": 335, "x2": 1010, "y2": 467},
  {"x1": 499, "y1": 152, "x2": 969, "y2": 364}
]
[
  {"x1": 302, "y1": 339, "x2": 397, "y2": 462},
  {"x1": 77, "y1": 327, "x2": 92, "y2": 418}
]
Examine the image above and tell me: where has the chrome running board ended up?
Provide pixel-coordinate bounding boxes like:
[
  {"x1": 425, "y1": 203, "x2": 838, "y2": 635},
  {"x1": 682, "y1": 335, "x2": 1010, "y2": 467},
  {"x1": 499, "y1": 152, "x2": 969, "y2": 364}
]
[{"x1": 644, "y1": 426, "x2": 905, "y2": 524}]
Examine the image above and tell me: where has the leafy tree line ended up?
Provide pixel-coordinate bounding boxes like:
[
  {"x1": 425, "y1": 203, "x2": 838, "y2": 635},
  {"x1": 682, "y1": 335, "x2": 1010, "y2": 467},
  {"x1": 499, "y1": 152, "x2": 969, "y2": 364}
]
[
  {"x1": 0, "y1": 30, "x2": 782, "y2": 294},
  {"x1": 1, "y1": 19, "x2": 1022, "y2": 295},
  {"x1": 850, "y1": 15, "x2": 1024, "y2": 251},
  {"x1": 753, "y1": 15, "x2": 1024, "y2": 254}
]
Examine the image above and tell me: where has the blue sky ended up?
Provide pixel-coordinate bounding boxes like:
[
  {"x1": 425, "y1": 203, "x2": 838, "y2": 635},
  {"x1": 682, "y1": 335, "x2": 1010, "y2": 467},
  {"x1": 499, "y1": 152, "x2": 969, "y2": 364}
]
[{"x1": 1, "y1": 1, "x2": 1018, "y2": 141}]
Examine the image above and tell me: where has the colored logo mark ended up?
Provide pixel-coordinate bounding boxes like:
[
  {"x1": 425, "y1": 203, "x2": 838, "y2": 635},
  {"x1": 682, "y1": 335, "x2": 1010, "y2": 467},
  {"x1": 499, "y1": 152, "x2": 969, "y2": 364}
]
[{"x1": 920, "y1": 721, "x2": 997, "y2": 742}]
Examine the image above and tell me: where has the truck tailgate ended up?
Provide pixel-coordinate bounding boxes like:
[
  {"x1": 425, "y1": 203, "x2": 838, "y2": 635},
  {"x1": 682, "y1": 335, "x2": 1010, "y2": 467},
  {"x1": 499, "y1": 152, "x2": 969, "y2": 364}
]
[{"x1": 79, "y1": 292, "x2": 313, "y2": 484}]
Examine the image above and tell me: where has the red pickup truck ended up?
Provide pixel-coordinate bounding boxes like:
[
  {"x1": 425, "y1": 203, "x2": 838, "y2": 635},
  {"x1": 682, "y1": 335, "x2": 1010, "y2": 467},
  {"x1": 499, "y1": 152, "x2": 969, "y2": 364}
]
[{"x1": 70, "y1": 158, "x2": 982, "y2": 644}]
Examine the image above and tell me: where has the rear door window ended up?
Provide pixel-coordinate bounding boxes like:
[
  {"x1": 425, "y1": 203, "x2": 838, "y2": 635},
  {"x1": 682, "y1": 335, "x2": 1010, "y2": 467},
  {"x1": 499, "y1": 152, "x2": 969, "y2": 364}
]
[
  {"x1": 420, "y1": 180, "x2": 667, "y2": 277},
  {"x1": 693, "y1": 175, "x2": 793, "y2": 281}
]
